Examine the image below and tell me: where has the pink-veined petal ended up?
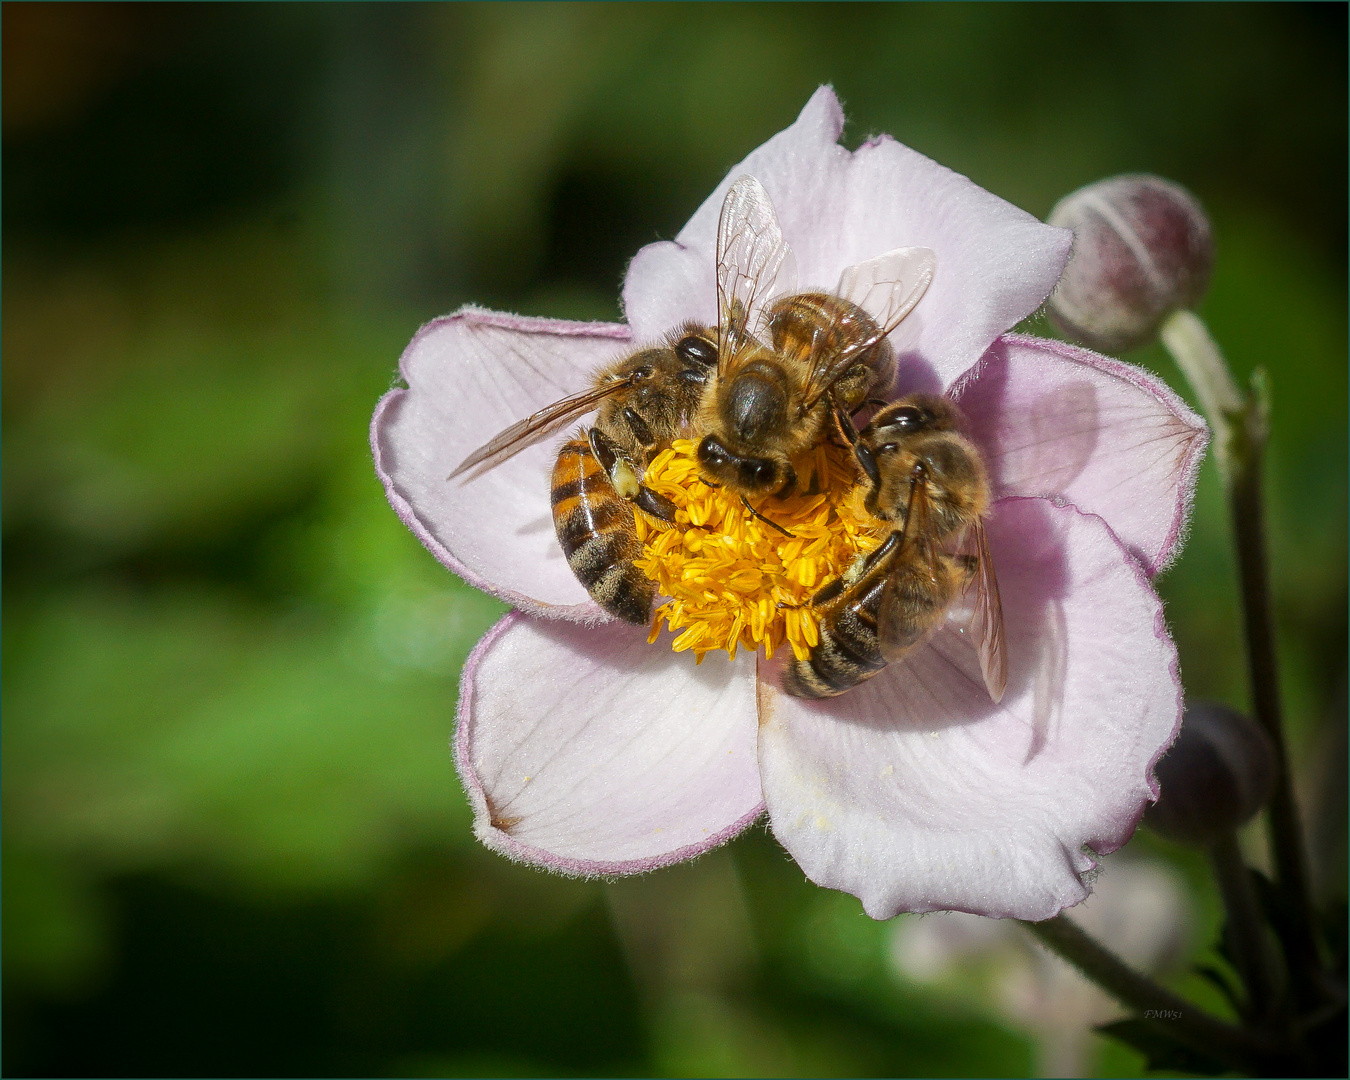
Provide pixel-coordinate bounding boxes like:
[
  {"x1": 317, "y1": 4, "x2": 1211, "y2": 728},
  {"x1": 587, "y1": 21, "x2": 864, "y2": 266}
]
[
  {"x1": 756, "y1": 497, "x2": 1181, "y2": 922},
  {"x1": 953, "y1": 334, "x2": 1208, "y2": 574},
  {"x1": 623, "y1": 86, "x2": 1071, "y2": 389},
  {"x1": 373, "y1": 307, "x2": 634, "y2": 620},
  {"x1": 456, "y1": 613, "x2": 764, "y2": 874}
]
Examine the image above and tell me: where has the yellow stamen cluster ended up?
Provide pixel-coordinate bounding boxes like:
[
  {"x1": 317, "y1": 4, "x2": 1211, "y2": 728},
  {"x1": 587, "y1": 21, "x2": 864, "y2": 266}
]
[{"x1": 633, "y1": 439, "x2": 883, "y2": 663}]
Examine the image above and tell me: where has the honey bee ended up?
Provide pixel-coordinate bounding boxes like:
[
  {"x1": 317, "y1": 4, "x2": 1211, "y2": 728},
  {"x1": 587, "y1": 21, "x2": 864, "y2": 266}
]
[
  {"x1": 449, "y1": 326, "x2": 718, "y2": 624},
  {"x1": 781, "y1": 394, "x2": 1007, "y2": 702},
  {"x1": 450, "y1": 175, "x2": 937, "y2": 624},
  {"x1": 695, "y1": 176, "x2": 937, "y2": 511}
]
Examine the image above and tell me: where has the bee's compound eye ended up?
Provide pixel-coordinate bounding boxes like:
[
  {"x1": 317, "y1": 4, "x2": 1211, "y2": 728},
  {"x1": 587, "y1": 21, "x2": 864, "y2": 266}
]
[
  {"x1": 743, "y1": 459, "x2": 777, "y2": 488},
  {"x1": 887, "y1": 405, "x2": 925, "y2": 431},
  {"x1": 676, "y1": 335, "x2": 717, "y2": 367},
  {"x1": 631, "y1": 364, "x2": 655, "y2": 382},
  {"x1": 854, "y1": 443, "x2": 880, "y2": 487},
  {"x1": 696, "y1": 435, "x2": 731, "y2": 468}
]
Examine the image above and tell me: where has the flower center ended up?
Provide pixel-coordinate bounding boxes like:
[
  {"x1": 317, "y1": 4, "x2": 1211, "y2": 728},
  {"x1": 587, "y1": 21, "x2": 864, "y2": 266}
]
[{"x1": 633, "y1": 439, "x2": 883, "y2": 663}]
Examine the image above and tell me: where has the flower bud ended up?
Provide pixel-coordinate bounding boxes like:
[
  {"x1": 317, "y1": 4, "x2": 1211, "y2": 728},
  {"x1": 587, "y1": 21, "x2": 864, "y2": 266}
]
[
  {"x1": 1047, "y1": 174, "x2": 1213, "y2": 354},
  {"x1": 1145, "y1": 702, "x2": 1277, "y2": 846}
]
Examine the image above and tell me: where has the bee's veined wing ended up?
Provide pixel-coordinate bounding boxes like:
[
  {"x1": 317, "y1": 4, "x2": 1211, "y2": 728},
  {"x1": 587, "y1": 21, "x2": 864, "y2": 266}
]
[
  {"x1": 715, "y1": 175, "x2": 796, "y2": 375},
  {"x1": 836, "y1": 246, "x2": 936, "y2": 338},
  {"x1": 447, "y1": 377, "x2": 632, "y2": 481},
  {"x1": 799, "y1": 247, "x2": 936, "y2": 410},
  {"x1": 966, "y1": 519, "x2": 1008, "y2": 703}
]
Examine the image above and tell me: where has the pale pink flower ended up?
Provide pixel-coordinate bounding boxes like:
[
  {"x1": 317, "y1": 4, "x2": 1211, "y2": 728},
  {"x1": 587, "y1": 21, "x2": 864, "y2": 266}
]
[{"x1": 371, "y1": 88, "x2": 1207, "y2": 921}]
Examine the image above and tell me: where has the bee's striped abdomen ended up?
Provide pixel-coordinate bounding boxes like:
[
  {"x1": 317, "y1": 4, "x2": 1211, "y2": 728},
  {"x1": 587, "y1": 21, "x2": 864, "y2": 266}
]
[
  {"x1": 551, "y1": 434, "x2": 655, "y2": 625},
  {"x1": 782, "y1": 579, "x2": 889, "y2": 699}
]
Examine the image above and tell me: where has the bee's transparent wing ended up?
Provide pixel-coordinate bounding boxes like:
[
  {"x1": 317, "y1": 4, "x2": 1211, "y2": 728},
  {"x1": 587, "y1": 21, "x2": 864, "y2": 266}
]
[
  {"x1": 716, "y1": 175, "x2": 796, "y2": 375},
  {"x1": 966, "y1": 519, "x2": 1008, "y2": 703},
  {"x1": 447, "y1": 377, "x2": 632, "y2": 481},
  {"x1": 800, "y1": 247, "x2": 936, "y2": 409},
  {"x1": 835, "y1": 247, "x2": 936, "y2": 337}
]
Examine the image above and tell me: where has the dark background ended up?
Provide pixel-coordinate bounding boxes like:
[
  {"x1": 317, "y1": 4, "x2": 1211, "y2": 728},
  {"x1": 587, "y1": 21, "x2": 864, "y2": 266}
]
[{"x1": 3, "y1": 3, "x2": 1345, "y2": 1076}]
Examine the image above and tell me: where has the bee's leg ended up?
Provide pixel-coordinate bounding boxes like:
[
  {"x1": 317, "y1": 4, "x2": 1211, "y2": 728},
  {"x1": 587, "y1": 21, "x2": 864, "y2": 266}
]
[
  {"x1": 807, "y1": 576, "x2": 847, "y2": 607},
  {"x1": 621, "y1": 407, "x2": 656, "y2": 453},
  {"x1": 830, "y1": 364, "x2": 873, "y2": 414},
  {"x1": 778, "y1": 575, "x2": 847, "y2": 613},
  {"x1": 587, "y1": 426, "x2": 633, "y2": 491},
  {"x1": 622, "y1": 406, "x2": 681, "y2": 525},
  {"x1": 770, "y1": 463, "x2": 799, "y2": 500},
  {"x1": 782, "y1": 531, "x2": 903, "y2": 613},
  {"x1": 857, "y1": 531, "x2": 904, "y2": 579},
  {"x1": 830, "y1": 399, "x2": 860, "y2": 448},
  {"x1": 588, "y1": 426, "x2": 677, "y2": 528},
  {"x1": 854, "y1": 441, "x2": 880, "y2": 490},
  {"x1": 634, "y1": 485, "x2": 678, "y2": 526}
]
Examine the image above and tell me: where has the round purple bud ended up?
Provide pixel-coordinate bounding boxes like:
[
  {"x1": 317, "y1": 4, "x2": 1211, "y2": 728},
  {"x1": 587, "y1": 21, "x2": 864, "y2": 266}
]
[
  {"x1": 1145, "y1": 701, "x2": 1277, "y2": 847},
  {"x1": 1047, "y1": 174, "x2": 1214, "y2": 354}
]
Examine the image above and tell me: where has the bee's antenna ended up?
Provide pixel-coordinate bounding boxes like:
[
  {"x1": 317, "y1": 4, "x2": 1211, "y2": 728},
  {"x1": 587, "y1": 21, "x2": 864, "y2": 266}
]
[{"x1": 740, "y1": 494, "x2": 795, "y2": 538}]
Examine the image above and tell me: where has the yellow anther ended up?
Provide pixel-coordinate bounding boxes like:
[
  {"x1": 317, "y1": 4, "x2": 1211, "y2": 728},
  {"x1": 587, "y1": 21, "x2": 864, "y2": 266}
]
[{"x1": 635, "y1": 440, "x2": 880, "y2": 662}]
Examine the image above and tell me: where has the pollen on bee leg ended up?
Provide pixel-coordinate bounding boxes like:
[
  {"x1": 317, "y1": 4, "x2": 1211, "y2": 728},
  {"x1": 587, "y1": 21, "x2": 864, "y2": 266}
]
[{"x1": 634, "y1": 439, "x2": 880, "y2": 664}]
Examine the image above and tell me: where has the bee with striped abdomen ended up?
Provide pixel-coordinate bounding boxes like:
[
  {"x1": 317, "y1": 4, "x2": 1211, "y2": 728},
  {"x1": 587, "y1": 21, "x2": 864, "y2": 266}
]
[
  {"x1": 782, "y1": 394, "x2": 1007, "y2": 701},
  {"x1": 449, "y1": 326, "x2": 717, "y2": 624}
]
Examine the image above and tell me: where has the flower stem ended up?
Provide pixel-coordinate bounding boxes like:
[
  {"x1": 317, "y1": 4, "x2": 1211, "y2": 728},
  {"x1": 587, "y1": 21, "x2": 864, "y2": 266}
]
[
  {"x1": 1023, "y1": 914, "x2": 1274, "y2": 1072},
  {"x1": 1160, "y1": 309, "x2": 1245, "y2": 469},
  {"x1": 1210, "y1": 831, "x2": 1284, "y2": 1022},
  {"x1": 1160, "y1": 309, "x2": 1323, "y2": 992},
  {"x1": 1226, "y1": 437, "x2": 1326, "y2": 993}
]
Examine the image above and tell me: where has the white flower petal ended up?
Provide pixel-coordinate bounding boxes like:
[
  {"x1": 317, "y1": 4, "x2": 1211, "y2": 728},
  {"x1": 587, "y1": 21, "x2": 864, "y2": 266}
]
[
  {"x1": 954, "y1": 335, "x2": 1208, "y2": 574},
  {"x1": 457, "y1": 613, "x2": 764, "y2": 873},
  {"x1": 373, "y1": 308, "x2": 634, "y2": 619},
  {"x1": 756, "y1": 497, "x2": 1181, "y2": 921},
  {"x1": 623, "y1": 86, "x2": 1071, "y2": 388}
]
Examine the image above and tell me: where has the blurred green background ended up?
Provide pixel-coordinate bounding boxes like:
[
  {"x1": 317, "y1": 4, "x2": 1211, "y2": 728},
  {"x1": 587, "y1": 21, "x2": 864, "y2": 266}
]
[{"x1": 3, "y1": 3, "x2": 1344, "y2": 1076}]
